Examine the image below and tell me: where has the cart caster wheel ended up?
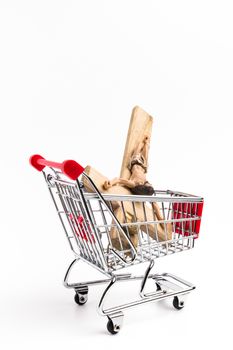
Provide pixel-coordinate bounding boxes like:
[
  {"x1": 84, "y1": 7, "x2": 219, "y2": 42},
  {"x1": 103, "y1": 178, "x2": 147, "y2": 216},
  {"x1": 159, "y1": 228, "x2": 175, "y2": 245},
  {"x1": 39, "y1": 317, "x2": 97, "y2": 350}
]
[
  {"x1": 107, "y1": 319, "x2": 120, "y2": 335},
  {"x1": 173, "y1": 296, "x2": 184, "y2": 310},
  {"x1": 74, "y1": 291, "x2": 88, "y2": 305},
  {"x1": 74, "y1": 286, "x2": 88, "y2": 305}
]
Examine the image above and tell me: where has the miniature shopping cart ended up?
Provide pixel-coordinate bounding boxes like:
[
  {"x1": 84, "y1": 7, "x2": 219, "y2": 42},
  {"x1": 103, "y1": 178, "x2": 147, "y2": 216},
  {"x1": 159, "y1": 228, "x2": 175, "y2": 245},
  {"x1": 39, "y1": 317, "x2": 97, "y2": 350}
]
[{"x1": 30, "y1": 155, "x2": 204, "y2": 334}]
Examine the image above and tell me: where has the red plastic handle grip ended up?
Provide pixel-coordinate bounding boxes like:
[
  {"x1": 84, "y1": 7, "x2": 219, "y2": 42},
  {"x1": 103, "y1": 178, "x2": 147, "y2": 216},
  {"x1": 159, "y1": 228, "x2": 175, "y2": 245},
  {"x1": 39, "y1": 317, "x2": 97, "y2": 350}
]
[{"x1": 29, "y1": 154, "x2": 85, "y2": 180}]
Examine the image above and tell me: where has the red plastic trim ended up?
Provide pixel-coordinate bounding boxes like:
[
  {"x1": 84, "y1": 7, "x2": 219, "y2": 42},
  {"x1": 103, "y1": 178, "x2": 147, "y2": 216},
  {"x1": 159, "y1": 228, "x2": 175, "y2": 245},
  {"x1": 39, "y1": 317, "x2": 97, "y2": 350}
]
[
  {"x1": 29, "y1": 154, "x2": 45, "y2": 171},
  {"x1": 29, "y1": 154, "x2": 84, "y2": 180},
  {"x1": 172, "y1": 201, "x2": 204, "y2": 238}
]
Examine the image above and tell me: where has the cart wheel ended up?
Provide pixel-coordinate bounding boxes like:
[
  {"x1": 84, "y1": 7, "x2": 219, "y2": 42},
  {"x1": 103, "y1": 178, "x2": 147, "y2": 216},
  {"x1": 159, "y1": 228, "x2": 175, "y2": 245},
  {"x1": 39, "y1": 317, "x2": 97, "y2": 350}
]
[
  {"x1": 173, "y1": 296, "x2": 184, "y2": 310},
  {"x1": 107, "y1": 319, "x2": 120, "y2": 335},
  {"x1": 74, "y1": 292, "x2": 88, "y2": 305}
]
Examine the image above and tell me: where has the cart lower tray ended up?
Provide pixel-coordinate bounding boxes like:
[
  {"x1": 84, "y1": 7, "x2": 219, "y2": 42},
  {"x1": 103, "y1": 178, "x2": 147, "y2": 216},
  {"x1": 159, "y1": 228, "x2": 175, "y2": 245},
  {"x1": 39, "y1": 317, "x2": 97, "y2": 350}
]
[{"x1": 64, "y1": 258, "x2": 195, "y2": 334}]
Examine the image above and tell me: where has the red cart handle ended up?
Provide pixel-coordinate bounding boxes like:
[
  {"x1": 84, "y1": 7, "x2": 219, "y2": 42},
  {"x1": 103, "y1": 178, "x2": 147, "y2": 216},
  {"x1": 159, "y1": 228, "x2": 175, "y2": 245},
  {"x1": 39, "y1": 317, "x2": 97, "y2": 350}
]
[{"x1": 29, "y1": 154, "x2": 85, "y2": 180}]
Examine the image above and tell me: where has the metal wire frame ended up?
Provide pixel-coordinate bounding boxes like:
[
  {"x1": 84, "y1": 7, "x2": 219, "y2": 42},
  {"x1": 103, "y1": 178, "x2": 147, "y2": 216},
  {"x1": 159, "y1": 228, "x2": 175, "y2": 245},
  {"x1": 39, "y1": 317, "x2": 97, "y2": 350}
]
[{"x1": 42, "y1": 167, "x2": 203, "y2": 275}]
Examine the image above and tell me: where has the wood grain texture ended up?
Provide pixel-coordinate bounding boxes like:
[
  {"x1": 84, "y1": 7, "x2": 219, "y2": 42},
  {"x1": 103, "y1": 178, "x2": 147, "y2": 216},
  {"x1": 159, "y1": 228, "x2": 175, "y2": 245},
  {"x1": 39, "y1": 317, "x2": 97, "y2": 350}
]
[
  {"x1": 83, "y1": 165, "x2": 131, "y2": 195},
  {"x1": 120, "y1": 106, "x2": 153, "y2": 179}
]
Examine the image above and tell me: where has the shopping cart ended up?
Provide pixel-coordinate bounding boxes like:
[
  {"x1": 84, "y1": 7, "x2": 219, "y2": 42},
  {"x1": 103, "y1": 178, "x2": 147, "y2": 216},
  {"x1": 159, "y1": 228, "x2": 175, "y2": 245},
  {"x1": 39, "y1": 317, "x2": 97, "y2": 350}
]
[{"x1": 30, "y1": 155, "x2": 204, "y2": 334}]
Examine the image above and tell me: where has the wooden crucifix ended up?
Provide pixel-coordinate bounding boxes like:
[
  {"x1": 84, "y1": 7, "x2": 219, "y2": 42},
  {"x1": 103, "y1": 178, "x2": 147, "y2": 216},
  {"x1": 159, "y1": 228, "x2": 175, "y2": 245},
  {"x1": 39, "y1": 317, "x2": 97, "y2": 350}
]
[{"x1": 82, "y1": 106, "x2": 172, "y2": 254}]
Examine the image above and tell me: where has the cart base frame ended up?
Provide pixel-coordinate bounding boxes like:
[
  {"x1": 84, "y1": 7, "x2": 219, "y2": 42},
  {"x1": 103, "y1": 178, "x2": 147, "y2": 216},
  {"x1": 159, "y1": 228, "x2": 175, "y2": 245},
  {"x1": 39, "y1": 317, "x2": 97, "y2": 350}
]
[{"x1": 63, "y1": 258, "x2": 195, "y2": 334}]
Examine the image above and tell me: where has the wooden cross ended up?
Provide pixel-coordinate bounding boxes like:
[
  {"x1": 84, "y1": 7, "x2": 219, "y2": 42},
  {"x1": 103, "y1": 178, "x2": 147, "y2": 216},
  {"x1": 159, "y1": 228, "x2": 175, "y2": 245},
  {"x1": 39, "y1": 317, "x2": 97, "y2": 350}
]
[{"x1": 82, "y1": 106, "x2": 172, "y2": 253}]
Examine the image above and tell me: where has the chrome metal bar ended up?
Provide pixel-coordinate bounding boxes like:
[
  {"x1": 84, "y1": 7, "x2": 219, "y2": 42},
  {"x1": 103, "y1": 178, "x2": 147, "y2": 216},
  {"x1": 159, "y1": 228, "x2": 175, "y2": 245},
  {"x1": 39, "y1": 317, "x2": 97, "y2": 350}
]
[
  {"x1": 75, "y1": 177, "x2": 107, "y2": 270},
  {"x1": 162, "y1": 272, "x2": 196, "y2": 289},
  {"x1": 161, "y1": 201, "x2": 169, "y2": 254},
  {"x1": 50, "y1": 178, "x2": 89, "y2": 258},
  {"x1": 98, "y1": 269, "x2": 195, "y2": 316},
  {"x1": 82, "y1": 173, "x2": 137, "y2": 264},
  {"x1": 64, "y1": 187, "x2": 94, "y2": 261},
  {"x1": 43, "y1": 172, "x2": 75, "y2": 254},
  {"x1": 101, "y1": 286, "x2": 195, "y2": 315},
  {"x1": 83, "y1": 192, "x2": 203, "y2": 203},
  {"x1": 63, "y1": 258, "x2": 79, "y2": 288},
  {"x1": 142, "y1": 201, "x2": 152, "y2": 258},
  {"x1": 81, "y1": 216, "x2": 200, "y2": 228},
  {"x1": 140, "y1": 260, "x2": 155, "y2": 297},
  {"x1": 132, "y1": 201, "x2": 143, "y2": 261}
]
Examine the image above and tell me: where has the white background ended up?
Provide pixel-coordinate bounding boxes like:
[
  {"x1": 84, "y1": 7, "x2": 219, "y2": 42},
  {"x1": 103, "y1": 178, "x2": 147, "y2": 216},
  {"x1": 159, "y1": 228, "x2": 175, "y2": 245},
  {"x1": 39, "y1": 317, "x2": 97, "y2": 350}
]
[{"x1": 0, "y1": 0, "x2": 232, "y2": 348}]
